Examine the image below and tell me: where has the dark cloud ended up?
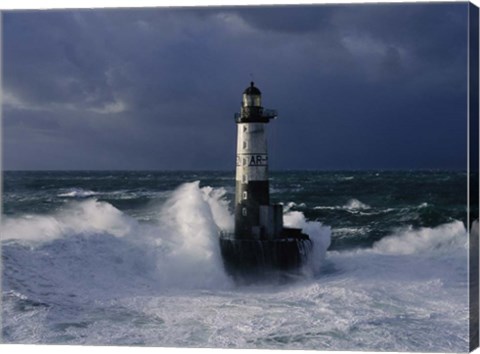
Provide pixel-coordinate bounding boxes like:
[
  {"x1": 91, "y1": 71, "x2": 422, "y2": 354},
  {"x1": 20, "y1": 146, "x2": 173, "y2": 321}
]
[
  {"x1": 225, "y1": 5, "x2": 336, "y2": 34},
  {"x1": 2, "y1": 3, "x2": 469, "y2": 170}
]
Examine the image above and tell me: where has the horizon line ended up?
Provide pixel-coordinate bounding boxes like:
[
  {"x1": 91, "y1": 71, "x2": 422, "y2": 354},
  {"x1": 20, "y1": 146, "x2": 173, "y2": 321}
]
[{"x1": 2, "y1": 168, "x2": 469, "y2": 172}]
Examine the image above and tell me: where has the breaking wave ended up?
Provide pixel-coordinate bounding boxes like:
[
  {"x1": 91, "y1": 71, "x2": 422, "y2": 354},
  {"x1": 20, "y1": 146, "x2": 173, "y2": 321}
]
[
  {"x1": 2, "y1": 182, "x2": 332, "y2": 297},
  {"x1": 284, "y1": 211, "x2": 331, "y2": 274},
  {"x1": 372, "y1": 220, "x2": 467, "y2": 255},
  {"x1": 2, "y1": 179, "x2": 469, "y2": 350},
  {"x1": 57, "y1": 188, "x2": 99, "y2": 198},
  {"x1": 314, "y1": 198, "x2": 370, "y2": 211},
  {"x1": 3, "y1": 182, "x2": 232, "y2": 293}
]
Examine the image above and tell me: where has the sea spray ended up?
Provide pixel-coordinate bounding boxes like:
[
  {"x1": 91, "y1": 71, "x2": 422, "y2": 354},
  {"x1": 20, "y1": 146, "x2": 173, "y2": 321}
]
[
  {"x1": 152, "y1": 181, "x2": 232, "y2": 289},
  {"x1": 200, "y1": 185, "x2": 234, "y2": 232},
  {"x1": 326, "y1": 220, "x2": 468, "y2": 290},
  {"x1": 58, "y1": 188, "x2": 99, "y2": 198},
  {"x1": 372, "y1": 220, "x2": 467, "y2": 255},
  {"x1": 2, "y1": 182, "x2": 235, "y2": 294},
  {"x1": 2, "y1": 199, "x2": 134, "y2": 243},
  {"x1": 313, "y1": 198, "x2": 370, "y2": 211},
  {"x1": 3, "y1": 180, "x2": 333, "y2": 295},
  {"x1": 2, "y1": 171, "x2": 470, "y2": 350},
  {"x1": 284, "y1": 211, "x2": 332, "y2": 275}
]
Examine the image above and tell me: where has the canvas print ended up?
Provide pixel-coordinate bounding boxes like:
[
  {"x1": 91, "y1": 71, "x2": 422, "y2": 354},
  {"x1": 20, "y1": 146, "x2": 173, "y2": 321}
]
[{"x1": 1, "y1": 2, "x2": 479, "y2": 352}]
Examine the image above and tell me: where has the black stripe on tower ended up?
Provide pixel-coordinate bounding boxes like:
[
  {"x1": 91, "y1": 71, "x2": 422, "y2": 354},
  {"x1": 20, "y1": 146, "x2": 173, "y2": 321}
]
[
  {"x1": 235, "y1": 107, "x2": 275, "y2": 124},
  {"x1": 234, "y1": 180, "x2": 269, "y2": 239}
]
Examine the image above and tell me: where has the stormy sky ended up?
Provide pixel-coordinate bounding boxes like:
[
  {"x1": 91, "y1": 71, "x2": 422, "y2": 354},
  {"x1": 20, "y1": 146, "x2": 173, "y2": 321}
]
[{"x1": 2, "y1": 3, "x2": 469, "y2": 170}]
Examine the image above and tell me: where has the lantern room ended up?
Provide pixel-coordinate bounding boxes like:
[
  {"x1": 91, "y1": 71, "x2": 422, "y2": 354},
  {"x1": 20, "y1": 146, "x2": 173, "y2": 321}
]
[{"x1": 242, "y1": 82, "x2": 262, "y2": 107}]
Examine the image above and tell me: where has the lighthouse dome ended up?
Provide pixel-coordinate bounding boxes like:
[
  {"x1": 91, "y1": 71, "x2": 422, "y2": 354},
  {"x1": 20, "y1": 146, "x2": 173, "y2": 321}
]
[{"x1": 243, "y1": 82, "x2": 261, "y2": 95}]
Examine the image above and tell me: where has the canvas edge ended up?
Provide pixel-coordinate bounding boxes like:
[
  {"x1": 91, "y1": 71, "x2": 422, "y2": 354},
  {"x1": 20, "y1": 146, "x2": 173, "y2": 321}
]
[
  {"x1": 469, "y1": 1, "x2": 480, "y2": 352},
  {"x1": 0, "y1": 2, "x2": 476, "y2": 353},
  {"x1": 0, "y1": 9, "x2": 4, "y2": 345}
]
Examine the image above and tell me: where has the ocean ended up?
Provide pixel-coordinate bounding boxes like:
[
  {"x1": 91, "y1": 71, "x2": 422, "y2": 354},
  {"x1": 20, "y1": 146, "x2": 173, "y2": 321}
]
[{"x1": 1, "y1": 170, "x2": 470, "y2": 351}]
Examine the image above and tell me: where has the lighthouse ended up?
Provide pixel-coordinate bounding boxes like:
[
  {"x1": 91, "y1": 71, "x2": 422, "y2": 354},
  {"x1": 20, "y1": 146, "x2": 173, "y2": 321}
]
[
  {"x1": 219, "y1": 82, "x2": 312, "y2": 278},
  {"x1": 234, "y1": 82, "x2": 278, "y2": 240}
]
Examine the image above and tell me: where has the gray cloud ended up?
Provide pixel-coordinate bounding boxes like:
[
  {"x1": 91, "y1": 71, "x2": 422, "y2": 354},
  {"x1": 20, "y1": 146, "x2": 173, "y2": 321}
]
[{"x1": 2, "y1": 3, "x2": 469, "y2": 170}]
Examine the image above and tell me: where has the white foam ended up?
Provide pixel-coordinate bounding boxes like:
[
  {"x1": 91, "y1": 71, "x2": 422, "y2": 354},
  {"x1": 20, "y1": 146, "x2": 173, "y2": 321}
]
[
  {"x1": 151, "y1": 181, "x2": 232, "y2": 289},
  {"x1": 283, "y1": 201, "x2": 306, "y2": 212},
  {"x1": 2, "y1": 180, "x2": 337, "y2": 293},
  {"x1": 344, "y1": 198, "x2": 370, "y2": 210},
  {"x1": 2, "y1": 182, "x2": 235, "y2": 292},
  {"x1": 200, "y1": 185, "x2": 234, "y2": 232},
  {"x1": 2, "y1": 190, "x2": 468, "y2": 350},
  {"x1": 2, "y1": 199, "x2": 134, "y2": 242},
  {"x1": 313, "y1": 198, "x2": 370, "y2": 211},
  {"x1": 372, "y1": 220, "x2": 467, "y2": 255},
  {"x1": 333, "y1": 226, "x2": 371, "y2": 235},
  {"x1": 2, "y1": 214, "x2": 64, "y2": 243},
  {"x1": 57, "y1": 188, "x2": 98, "y2": 198},
  {"x1": 284, "y1": 211, "x2": 331, "y2": 274}
]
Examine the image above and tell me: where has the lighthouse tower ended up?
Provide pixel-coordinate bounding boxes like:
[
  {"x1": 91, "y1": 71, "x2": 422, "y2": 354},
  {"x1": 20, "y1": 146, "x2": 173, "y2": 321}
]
[
  {"x1": 219, "y1": 82, "x2": 311, "y2": 277},
  {"x1": 234, "y1": 82, "x2": 280, "y2": 239}
]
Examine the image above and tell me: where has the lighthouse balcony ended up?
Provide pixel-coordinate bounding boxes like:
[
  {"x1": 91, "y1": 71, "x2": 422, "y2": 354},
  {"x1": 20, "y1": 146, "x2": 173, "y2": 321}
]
[{"x1": 234, "y1": 108, "x2": 277, "y2": 123}]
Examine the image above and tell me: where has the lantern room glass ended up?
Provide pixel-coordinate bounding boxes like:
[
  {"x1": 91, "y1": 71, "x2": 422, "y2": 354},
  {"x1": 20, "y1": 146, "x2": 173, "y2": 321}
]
[{"x1": 243, "y1": 93, "x2": 261, "y2": 107}]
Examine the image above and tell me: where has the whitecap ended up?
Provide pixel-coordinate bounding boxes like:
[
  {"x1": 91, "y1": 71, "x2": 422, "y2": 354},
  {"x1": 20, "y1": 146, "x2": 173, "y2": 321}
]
[
  {"x1": 343, "y1": 198, "x2": 370, "y2": 210},
  {"x1": 2, "y1": 181, "x2": 235, "y2": 291},
  {"x1": 57, "y1": 188, "x2": 98, "y2": 198},
  {"x1": 372, "y1": 220, "x2": 467, "y2": 255},
  {"x1": 284, "y1": 211, "x2": 331, "y2": 274},
  {"x1": 313, "y1": 198, "x2": 370, "y2": 212}
]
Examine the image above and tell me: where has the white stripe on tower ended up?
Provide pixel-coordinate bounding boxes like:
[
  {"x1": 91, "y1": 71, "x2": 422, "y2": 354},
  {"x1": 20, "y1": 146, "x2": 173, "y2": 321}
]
[{"x1": 235, "y1": 123, "x2": 268, "y2": 183}]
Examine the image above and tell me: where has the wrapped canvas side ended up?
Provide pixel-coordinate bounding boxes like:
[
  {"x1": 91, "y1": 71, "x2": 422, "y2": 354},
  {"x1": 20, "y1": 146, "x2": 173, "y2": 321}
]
[{"x1": 469, "y1": 2, "x2": 479, "y2": 352}]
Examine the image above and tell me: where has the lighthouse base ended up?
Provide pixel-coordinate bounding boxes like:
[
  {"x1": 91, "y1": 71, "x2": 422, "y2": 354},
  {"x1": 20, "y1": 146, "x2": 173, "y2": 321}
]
[{"x1": 219, "y1": 230, "x2": 312, "y2": 280}]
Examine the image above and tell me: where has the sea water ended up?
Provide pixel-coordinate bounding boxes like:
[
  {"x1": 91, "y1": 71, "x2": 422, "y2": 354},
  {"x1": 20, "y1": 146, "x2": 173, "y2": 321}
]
[{"x1": 1, "y1": 171, "x2": 470, "y2": 351}]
